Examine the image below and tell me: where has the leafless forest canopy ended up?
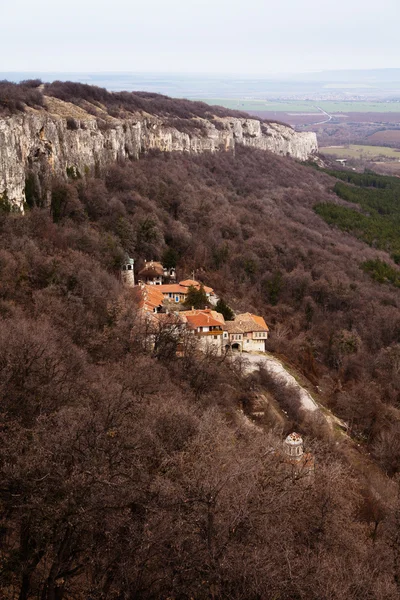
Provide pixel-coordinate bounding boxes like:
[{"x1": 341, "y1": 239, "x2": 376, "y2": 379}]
[{"x1": 2, "y1": 146, "x2": 400, "y2": 598}]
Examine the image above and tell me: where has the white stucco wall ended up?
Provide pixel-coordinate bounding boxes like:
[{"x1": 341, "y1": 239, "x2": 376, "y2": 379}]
[
  {"x1": 198, "y1": 335, "x2": 223, "y2": 356},
  {"x1": 243, "y1": 338, "x2": 266, "y2": 353}
]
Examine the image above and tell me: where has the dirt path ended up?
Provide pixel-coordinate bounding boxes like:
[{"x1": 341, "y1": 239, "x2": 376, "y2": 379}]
[
  {"x1": 240, "y1": 352, "x2": 395, "y2": 501},
  {"x1": 241, "y1": 352, "x2": 347, "y2": 432},
  {"x1": 244, "y1": 352, "x2": 319, "y2": 412}
]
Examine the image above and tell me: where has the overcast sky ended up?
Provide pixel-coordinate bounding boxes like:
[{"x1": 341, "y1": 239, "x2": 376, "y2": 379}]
[{"x1": 1, "y1": 0, "x2": 399, "y2": 74}]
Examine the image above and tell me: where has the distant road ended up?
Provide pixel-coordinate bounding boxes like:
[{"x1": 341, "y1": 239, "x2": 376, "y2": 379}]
[{"x1": 312, "y1": 106, "x2": 333, "y2": 125}]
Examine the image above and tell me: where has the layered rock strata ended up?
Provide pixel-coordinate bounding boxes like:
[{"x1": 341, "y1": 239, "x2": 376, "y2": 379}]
[{"x1": 0, "y1": 99, "x2": 318, "y2": 210}]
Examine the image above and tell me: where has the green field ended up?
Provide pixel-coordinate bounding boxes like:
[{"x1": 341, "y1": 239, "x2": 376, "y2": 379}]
[
  {"x1": 196, "y1": 98, "x2": 400, "y2": 113},
  {"x1": 320, "y1": 144, "x2": 400, "y2": 159},
  {"x1": 196, "y1": 99, "x2": 316, "y2": 112}
]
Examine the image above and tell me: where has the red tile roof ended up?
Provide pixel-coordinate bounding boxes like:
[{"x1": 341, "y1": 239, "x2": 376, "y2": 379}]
[
  {"x1": 133, "y1": 284, "x2": 164, "y2": 312},
  {"x1": 179, "y1": 279, "x2": 199, "y2": 287},
  {"x1": 181, "y1": 308, "x2": 225, "y2": 324},
  {"x1": 157, "y1": 284, "x2": 187, "y2": 294},
  {"x1": 179, "y1": 279, "x2": 214, "y2": 295},
  {"x1": 186, "y1": 317, "x2": 224, "y2": 330},
  {"x1": 184, "y1": 310, "x2": 225, "y2": 330},
  {"x1": 239, "y1": 313, "x2": 269, "y2": 331},
  {"x1": 225, "y1": 313, "x2": 269, "y2": 334}
]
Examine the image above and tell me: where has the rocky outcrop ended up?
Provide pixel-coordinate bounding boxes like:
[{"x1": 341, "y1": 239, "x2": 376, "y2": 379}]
[{"x1": 0, "y1": 98, "x2": 318, "y2": 210}]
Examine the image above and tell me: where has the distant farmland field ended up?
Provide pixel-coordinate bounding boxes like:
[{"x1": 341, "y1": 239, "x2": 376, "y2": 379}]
[
  {"x1": 247, "y1": 111, "x2": 324, "y2": 126},
  {"x1": 198, "y1": 98, "x2": 400, "y2": 114},
  {"x1": 367, "y1": 130, "x2": 400, "y2": 144},
  {"x1": 246, "y1": 111, "x2": 400, "y2": 128},
  {"x1": 198, "y1": 99, "x2": 313, "y2": 112},
  {"x1": 320, "y1": 144, "x2": 400, "y2": 159}
]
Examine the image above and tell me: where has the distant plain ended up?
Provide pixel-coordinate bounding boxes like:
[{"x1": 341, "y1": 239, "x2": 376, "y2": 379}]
[
  {"x1": 199, "y1": 99, "x2": 400, "y2": 114},
  {"x1": 367, "y1": 130, "x2": 400, "y2": 144},
  {"x1": 320, "y1": 144, "x2": 400, "y2": 159}
]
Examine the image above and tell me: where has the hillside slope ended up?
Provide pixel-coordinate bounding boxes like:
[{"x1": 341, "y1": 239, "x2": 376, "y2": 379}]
[
  {"x1": 2, "y1": 144, "x2": 400, "y2": 465},
  {"x1": 2, "y1": 141, "x2": 400, "y2": 598}
]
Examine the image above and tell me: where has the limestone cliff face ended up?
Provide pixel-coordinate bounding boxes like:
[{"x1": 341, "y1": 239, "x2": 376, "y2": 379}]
[{"x1": 0, "y1": 99, "x2": 317, "y2": 210}]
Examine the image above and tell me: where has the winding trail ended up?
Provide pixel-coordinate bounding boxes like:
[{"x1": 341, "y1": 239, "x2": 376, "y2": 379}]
[
  {"x1": 244, "y1": 352, "x2": 319, "y2": 413},
  {"x1": 241, "y1": 352, "x2": 348, "y2": 433},
  {"x1": 240, "y1": 351, "x2": 395, "y2": 502}
]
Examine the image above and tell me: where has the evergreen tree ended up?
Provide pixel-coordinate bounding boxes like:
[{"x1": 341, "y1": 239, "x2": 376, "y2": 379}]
[
  {"x1": 184, "y1": 285, "x2": 209, "y2": 309},
  {"x1": 162, "y1": 247, "x2": 179, "y2": 269},
  {"x1": 216, "y1": 298, "x2": 234, "y2": 321}
]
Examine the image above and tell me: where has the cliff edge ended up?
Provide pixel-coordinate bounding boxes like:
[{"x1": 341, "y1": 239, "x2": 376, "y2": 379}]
[{"x1": 0, "y1": 93, "x2": 317, "y2": 210}]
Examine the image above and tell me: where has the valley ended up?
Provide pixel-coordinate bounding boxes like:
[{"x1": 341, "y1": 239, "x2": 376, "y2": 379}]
[{"x1": 194, "y1": 85, "x2": 400, "y2": 176}]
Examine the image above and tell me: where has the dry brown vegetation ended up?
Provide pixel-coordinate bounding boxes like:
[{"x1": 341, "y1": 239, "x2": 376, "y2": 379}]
[
  {"x1": 0, "y1": 79, "x2": 250, "y2": 121},
  {"x1": 2, "y1": 146, "x2": 400, "y2": 598},
  {"x1": 0, "y1": 80, "x2": 287, "y2": 132},
  {"x1": 367, "y1": 129, "x2": 400, "y2": 148},
  {"x1": 0, "y1": 80, "x2": 44, "y2": 114}
]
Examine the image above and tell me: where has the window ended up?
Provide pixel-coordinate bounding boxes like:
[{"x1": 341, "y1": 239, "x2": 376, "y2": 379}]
[
  {"x1": 214, "y1": 336, "x2": 218, "y2": 340},
  {"x1": 175, "y1": 296, "x2": 179, "y2": 302}
]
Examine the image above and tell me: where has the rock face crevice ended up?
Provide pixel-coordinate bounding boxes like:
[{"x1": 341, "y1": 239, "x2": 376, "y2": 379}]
[{"x1": 0, "y1": 101, "x2": 318, "y2": 210}]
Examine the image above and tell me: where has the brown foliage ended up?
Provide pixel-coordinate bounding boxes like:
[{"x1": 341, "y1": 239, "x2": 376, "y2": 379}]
[
  {"x1": 2, "y1": 146, "x2": 400, "y2": 598},
  {"x1": 0, "y1": 80, "x2": 44, "y2": 114}
]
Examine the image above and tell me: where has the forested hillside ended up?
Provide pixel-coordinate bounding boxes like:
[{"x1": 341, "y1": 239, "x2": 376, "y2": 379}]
[
  {"x1": 315, "y1": 170, "x2": 400, "y2": 264},
  {"x1": 2, "y1": 146, "x2": 400, "y2": 598}
]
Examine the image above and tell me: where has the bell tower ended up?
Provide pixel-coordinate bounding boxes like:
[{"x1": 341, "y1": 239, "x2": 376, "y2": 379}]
[{"x1": 121, "y1": 257, "x2": 135, "y2": 287}]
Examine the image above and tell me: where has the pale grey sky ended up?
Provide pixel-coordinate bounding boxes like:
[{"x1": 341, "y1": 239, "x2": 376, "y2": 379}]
[{"x1": 1, "y1": 0, "x2": 399, "y2": 74}]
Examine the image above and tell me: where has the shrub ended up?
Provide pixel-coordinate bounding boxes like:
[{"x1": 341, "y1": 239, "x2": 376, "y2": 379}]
[
  {"x1": 66, "y1": 117, "x2": 79, "y2": 130},
  {"x1": 361, "y1": 258, "x2": 400, "y2": 287},
  {"x1": 0, "y1": 80, "x2": 44, "y2": 114}
]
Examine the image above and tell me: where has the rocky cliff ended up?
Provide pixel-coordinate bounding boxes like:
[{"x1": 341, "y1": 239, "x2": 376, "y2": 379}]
[{"x1": 0, "y1": 96, "x2": 318, "y2": 210}]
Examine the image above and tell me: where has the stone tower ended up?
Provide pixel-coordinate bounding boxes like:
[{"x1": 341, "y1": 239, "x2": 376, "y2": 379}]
[
  {"x1": 284, "y1": 432, "x2": 304, "y2": 462},
  {"x1": 121, "y1": 257, "x2": 135, "y2": 287}
]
